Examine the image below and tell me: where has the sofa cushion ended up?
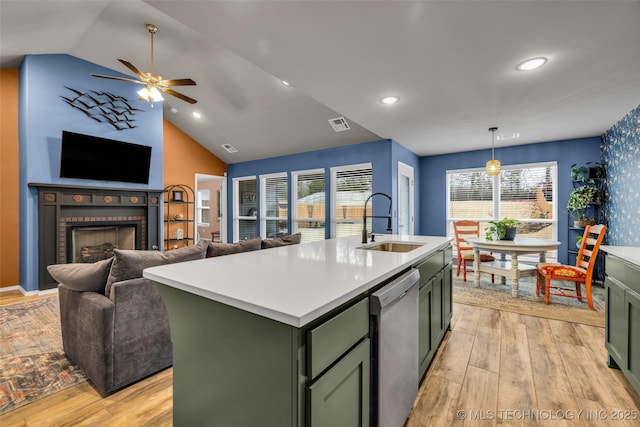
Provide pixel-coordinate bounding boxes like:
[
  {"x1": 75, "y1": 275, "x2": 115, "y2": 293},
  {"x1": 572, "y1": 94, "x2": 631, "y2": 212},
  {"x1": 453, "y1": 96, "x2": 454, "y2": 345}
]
[
  {"x1": 206, "y1": 237, "x2": 262, "y2": 257},
  {"x1": 105, "y1": 241, "x2": 208, "y2": 295},
  {"x1": 261, "y1": 233, "x2": 302, "y2": 249},
  {"x1": 47, "y1": 257, "x2": 114, "y2": 294}
]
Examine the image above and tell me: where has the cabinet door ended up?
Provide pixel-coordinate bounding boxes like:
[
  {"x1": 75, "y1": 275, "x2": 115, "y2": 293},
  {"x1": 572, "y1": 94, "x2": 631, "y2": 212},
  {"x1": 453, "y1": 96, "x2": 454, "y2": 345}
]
[
  {"x1": 419, "y1": 278, "x2": 434, "y2": 377},
  {"x1": 625, "y1": 290, "x2": 640, "y2": 391},
  {"x1": 605, "y1": 277, "x2": 627, "y2": 365},
  {"x1": 308, "y1": 338, "x2": 370, "y2": 427},
  {"x1": 431, "y1": 271, "x2": 444, "y2": 345},
  {"x1": 443, "y1": 264, "x2": 453, "y2": 328}
]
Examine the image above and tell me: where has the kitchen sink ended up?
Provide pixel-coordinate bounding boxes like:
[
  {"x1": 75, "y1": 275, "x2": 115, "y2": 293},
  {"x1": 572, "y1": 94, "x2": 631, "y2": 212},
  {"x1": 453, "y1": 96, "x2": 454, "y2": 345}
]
[{"x1": 359, "y1": 242, "x2": 424, "y2": 253}]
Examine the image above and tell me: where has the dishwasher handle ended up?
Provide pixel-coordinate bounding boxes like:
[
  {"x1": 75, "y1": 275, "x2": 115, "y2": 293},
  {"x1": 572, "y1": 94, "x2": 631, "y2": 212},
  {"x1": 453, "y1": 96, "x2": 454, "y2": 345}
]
[{"x1": 370, "y1": 269, "x2": 420, "y2": 314}]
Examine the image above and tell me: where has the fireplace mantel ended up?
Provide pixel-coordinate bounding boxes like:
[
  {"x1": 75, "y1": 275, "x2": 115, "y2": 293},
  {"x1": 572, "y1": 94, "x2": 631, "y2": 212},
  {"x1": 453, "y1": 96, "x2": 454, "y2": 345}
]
[{"x1": 29, "y1": 183, "x2": 163, "y2": 290}]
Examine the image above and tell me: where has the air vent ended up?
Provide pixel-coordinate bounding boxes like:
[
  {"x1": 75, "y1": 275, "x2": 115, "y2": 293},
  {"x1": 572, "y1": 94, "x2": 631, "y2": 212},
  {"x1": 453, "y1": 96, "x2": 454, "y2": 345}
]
[
  {"x1": 329, "y1": 117, "x2": 351, "y2": 132},
  {"x1": 221, "y1": 143, "x2": 238, "y2": 153},
  {"x1": 497, "y1": 132, "x2": 520, "y2": 141}
]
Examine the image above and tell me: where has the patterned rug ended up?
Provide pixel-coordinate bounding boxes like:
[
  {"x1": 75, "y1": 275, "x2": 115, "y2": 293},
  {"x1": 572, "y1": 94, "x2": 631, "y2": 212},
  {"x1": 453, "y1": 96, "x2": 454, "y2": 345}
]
[
  {"x1": 0, "y1": 297, "x2": 86, "y2": 415},
  {"x1": 453, "y1": 273, "x2": 605, "y2": 327}
]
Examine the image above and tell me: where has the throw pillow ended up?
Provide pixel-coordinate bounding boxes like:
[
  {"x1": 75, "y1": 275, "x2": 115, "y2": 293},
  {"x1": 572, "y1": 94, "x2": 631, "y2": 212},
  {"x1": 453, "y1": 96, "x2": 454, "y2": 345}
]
[
  {"x1": 261, "y1": 233, "x2": 302, "y2": 249},
  {"x1": 47, "y1": 257, "x2": 114, "y2": 294},
  {"x1": 206, "y1": 237, "x2": 262, "y2": 257},
  {"x1": 105, "y1": 241, "x2": 208, "y2": 295}
]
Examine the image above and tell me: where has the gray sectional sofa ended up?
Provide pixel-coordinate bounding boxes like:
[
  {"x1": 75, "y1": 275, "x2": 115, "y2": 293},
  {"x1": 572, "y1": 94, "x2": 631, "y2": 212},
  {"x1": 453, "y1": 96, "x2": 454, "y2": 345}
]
[{"x1": 47, "y1": 234, "x2": 300, "y2": 396}]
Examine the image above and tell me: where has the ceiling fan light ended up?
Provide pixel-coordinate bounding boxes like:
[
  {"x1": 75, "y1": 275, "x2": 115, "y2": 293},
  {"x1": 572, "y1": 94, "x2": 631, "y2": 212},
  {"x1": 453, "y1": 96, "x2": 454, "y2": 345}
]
[
  {"x1": 137, "y1": 87, "x2": 149, "y2": 101},
  {"x1": 148, "y1": 86, "x2": 164, "y2": 101},
  {"x1": 486, "y1": 159, "x2": 501, "y2": 176}
]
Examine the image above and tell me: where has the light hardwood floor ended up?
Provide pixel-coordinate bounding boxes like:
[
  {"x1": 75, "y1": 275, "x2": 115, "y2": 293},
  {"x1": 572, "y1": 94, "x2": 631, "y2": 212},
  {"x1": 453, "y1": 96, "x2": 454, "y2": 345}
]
[{"x1": 1, "y1": 292, "x2": 639, "y2": 427}]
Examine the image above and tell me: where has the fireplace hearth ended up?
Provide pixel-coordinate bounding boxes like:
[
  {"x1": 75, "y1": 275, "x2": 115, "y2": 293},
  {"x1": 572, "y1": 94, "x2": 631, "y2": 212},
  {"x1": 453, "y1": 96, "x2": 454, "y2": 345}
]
[{"x1": 31, "y1": 184, "x2": 162, "y2": 290}]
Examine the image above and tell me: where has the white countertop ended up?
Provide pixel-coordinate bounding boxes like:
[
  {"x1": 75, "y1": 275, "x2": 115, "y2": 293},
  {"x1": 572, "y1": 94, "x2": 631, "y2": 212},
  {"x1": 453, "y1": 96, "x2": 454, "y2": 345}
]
[
  {"x1": 601, "y1": 245, "x2": 640, "y2": 267},
  {"x1": 143, "y1": 234, "x2": 452, "y2": 328}
]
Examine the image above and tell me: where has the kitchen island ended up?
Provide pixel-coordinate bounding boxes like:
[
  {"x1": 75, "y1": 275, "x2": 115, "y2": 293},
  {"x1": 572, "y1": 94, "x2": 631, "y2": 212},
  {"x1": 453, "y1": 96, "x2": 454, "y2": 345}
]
[{"x1": 144, "y1": 234, "x2": 452, "y2": 426}]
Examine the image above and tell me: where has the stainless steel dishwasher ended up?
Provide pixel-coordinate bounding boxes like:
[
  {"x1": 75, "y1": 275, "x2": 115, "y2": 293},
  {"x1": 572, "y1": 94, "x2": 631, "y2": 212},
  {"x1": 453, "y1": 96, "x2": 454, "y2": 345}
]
[{"x1": 370, "y1": 268, "x2": 420, "y2": 427}]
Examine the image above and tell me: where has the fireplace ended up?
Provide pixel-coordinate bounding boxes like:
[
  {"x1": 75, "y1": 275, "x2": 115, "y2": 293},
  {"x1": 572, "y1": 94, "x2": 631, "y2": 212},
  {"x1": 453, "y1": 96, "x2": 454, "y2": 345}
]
[
  {"x1": 31, "y1": 184, "x2": 162, "y2": 290},
  {"x1": 70, "y1": 224, "x2": 137, "y2": 263}
]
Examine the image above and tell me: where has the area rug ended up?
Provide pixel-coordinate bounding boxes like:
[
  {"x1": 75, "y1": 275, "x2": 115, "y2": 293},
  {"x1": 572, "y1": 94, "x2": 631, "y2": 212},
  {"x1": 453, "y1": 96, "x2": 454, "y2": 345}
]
[
  {"x1": 453, "y1": 274, "x2": 605, "y2": 327},
  {"x1": 0, "y1": 297, "x2": 86, "y2": 415}
]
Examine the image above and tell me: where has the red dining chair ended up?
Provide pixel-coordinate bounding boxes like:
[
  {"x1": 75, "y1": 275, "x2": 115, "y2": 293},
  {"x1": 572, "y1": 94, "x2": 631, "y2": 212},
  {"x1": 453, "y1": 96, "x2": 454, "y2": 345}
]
[
  {"x1": 453, "y1": 220, "x2": 495, "y2": 283},
  {"x1": 536, "y1": 224, "x2": 606, "y2": 310}
]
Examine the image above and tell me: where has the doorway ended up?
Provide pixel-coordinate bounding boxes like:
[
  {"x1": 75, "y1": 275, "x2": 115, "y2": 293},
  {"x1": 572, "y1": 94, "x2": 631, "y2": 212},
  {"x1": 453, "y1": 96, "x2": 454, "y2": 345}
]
[
  {"x1": 397, "y1": 162, "x2": 414, "y2": 236},
  {"x1": 195, "y1": 174, "x2": 227, "y2": 243}
]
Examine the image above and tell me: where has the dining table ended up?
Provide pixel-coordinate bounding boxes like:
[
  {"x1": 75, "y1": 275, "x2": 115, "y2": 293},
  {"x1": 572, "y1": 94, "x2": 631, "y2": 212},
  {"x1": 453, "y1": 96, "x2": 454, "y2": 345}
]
[{"x1": 464, "y1": 236, "x2": 561, "y2": 297}]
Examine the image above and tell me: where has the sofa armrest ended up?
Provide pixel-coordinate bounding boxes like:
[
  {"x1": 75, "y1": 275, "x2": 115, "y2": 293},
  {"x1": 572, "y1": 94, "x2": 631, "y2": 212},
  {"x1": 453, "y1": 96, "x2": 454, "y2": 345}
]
[
  {"x1": 108, "y1": 277, "x2": 173, "y2": 391},
  {"x1": 75, "y1": 291, "x2": 116, "y2": 395}
]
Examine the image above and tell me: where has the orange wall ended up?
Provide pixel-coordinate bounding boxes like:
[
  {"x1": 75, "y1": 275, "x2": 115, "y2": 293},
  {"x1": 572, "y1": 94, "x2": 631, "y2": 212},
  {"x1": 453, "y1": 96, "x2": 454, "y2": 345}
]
[
  {"x1": 163, "y1": 120, "x2": 226, "y2": 188},
  {"x1": 0, "y1": 69, "x2": 20, "y2": 288},
  {"x1": 163, "y1": 119, "x2": 226, "y2": 249}
]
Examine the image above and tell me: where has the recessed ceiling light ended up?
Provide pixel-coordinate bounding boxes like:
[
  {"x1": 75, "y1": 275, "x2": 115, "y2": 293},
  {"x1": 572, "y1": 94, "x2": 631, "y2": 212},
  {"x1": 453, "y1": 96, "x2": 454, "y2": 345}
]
[
  {"x1": 170, "y1": 107, "x2": 178, "y2": 114},
  {"x1": 281, "y1": 80, "x2": 291, "y2": 87},
  {"x1": 516, "y1": 57, "x2": 547, "y2": 71},
  {"x1": 380, "y1": 96, "x2": 400, "y2": 105},
  {"x1": 192, "y1": 111, "x2": 202, "y2": 119}
]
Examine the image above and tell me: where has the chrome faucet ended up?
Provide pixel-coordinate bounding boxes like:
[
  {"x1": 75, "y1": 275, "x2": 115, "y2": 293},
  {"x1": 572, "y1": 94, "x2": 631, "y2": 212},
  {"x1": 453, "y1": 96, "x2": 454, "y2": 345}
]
[{"x1": 362, "y1": 192, "x2": 393, "y2": 243}]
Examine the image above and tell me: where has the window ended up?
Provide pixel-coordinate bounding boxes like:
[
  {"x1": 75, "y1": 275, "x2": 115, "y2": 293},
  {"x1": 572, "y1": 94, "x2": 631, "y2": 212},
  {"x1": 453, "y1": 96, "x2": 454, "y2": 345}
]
[
  {"x1": 330, "y1": 163, "x2": 372, "y2": 238},
  {"x1": 260, "y1": 173, "x2": 288, "y2": 238},
  {"x1": 196, "y1": 189, "x2": 210, "y2": 226},
  {"x1": 447, "y1": 162, "x2": 557, "y2": 258},
  {"x1": 292, "y1": 169, "x2": 326, "y2": 242},
  {"x1": 233, "y1": 176, "x2": 257, "y2": 241}
]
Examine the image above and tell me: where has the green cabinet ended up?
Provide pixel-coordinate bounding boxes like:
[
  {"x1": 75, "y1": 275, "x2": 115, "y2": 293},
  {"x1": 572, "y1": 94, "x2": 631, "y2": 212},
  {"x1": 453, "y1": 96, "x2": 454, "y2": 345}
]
[
  {"x1": 605, "y1": 254, "x2": 640, "y2": 395},
  {"x1": 415, "y1": 245, "x2": 453, "y2": 378},
  {"x1": 308, "y1": 338, "x2": 370, "y2": 427},
  {"x1": 155, "y1": 283, "x2": 370, "y2": 427},
  {"x1": 306, "y1": 298, "x2": 370, "y2": 427}
]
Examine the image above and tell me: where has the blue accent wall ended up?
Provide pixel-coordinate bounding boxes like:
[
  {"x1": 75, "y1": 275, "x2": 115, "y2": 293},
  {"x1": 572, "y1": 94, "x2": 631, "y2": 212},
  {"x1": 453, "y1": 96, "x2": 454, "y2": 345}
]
[
  {"x1": 419, "y1": 137, "x2": 602, "y2": 264},
  {"x1": 602, "y1": 104, "x2": 640, "y2": 246},
  {"x1": 19, "y1": 54, "x2": 163, "y2": 291},
  {"x1": 227, "y1": 139, "x2": 419, "y2": 241}
]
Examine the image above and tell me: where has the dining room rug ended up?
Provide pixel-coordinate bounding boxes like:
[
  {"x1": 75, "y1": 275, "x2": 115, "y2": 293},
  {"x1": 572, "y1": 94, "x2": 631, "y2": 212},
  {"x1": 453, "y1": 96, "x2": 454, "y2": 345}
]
[
  {"x1": 453, "y1": 273, "x2": 605, "y2": 327},
  {"x1": 0, "y1": 296, "x2": 86, "y2": 415}
]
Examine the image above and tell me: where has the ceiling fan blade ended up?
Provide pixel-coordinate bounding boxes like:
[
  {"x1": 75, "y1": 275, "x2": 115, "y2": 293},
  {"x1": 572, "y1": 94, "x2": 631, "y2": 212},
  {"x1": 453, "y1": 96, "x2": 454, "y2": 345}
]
[
  {"x1": 164, "y1": 88, "x2": 198, "y2": 104},
  {"x1": 91, "y1": 73, "x2": 145, "y2": 85},
  {"x1": 118, "y1": 59, "x2": 147, "y2": 79},
  {"x1": 161, "y1": 78, "x2": 197, "y2": 87}
]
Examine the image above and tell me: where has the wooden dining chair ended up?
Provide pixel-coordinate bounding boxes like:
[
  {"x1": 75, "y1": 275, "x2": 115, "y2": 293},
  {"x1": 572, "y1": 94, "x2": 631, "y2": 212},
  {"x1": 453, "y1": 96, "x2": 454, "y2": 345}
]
[
  {"x1": 453, "y1": 220, "x2": 495, "y2": 282},
  {"x1": 536, "y1": 224, "x2": 606, "y2": 310}
]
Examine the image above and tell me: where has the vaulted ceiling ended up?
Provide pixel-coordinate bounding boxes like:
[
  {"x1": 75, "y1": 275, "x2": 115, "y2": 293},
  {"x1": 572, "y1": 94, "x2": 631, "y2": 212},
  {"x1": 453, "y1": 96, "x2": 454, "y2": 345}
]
[{"x1": 2, "y1": 1, "x2": 639, "y2": 163}]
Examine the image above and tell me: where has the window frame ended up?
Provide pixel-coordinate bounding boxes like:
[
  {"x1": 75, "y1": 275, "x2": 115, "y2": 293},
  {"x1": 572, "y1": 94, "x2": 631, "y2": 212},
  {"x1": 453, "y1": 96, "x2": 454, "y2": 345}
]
[
  {"x1": 330, "y1": 162, "x2": 373, "y2": 238},
  {"x1": 291, "y1": 168, "x2": 326, "y2": 242},
  {"x1": 446, "y1": 161, "x2": 558, "y2": 260},
  {"x1": 259, "y1": 172, "x2": 289, "y2": 238}
]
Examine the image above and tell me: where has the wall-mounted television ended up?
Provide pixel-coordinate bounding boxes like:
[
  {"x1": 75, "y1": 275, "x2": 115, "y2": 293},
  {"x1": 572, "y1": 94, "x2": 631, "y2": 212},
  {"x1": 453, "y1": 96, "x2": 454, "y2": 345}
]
[{"x1": 60, "y1": 131, "x2": 152, "y2": 184}]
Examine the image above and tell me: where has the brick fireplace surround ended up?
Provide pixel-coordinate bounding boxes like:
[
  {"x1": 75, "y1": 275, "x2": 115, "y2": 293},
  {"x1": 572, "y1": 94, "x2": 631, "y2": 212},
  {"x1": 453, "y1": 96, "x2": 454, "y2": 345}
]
[{"x1": 30, "y1": 184, "x2": 162, "y2": 290}]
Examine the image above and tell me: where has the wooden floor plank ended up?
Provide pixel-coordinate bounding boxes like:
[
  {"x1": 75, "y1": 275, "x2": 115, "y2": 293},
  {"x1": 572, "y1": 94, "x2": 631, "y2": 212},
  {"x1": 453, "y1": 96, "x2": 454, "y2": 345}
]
[
  {"x1": 407, "y1": 374, "x2": 462, "y2": 427},
  {"x1": 428, "y1": 330, "x2": 475, "y2": 385},
  {"x1": 469, "y1": 331, "x2": 501, "y2": 373},
  {"x1": 497, "y1": 355, "x2": 538, "y2": 426},
  {"x1": 453, "y1": 365, "x2": 499, "y2": 427}
]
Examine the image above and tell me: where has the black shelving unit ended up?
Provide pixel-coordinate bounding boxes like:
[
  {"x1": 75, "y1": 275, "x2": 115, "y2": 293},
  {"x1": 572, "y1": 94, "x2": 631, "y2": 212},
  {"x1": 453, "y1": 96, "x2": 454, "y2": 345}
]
[
  {"x1": 164, "y1": 184, "x2": 194, "y2": 250},
  {"x1": 567, "y1": 164, "x2": 607, "y2": 283}
]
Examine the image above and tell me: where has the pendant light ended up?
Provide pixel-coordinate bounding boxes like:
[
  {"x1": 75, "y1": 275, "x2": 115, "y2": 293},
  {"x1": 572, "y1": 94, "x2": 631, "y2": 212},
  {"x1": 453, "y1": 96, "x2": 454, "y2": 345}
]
[{"x1": 486, "y1": 127, "x2": 501, "y2": 176}]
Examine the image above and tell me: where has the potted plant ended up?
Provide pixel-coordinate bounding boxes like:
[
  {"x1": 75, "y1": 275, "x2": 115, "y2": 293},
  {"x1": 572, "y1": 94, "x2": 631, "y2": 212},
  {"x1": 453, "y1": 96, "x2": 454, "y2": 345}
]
[
  {"x1": 570, "y1": 162, "x2": 606, "y2": 182},
  {"x1": 485, "y1": 218, "x2": 521, "y2": 241},
  {"x1": 567, "y1": 185, "x2": 601, "y2": 227}
]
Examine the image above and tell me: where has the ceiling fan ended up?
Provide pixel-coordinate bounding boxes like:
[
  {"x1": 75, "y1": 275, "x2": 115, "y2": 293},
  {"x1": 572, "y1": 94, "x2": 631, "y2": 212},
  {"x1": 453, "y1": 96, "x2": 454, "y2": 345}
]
[{"x1": 92, "y1": 23, "x2": 197, "y2": 104}]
